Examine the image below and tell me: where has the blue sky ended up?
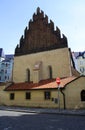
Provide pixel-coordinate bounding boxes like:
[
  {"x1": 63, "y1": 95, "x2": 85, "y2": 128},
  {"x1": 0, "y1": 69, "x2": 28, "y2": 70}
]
[{"x1": 0, "y1": 0, "x2": 85, "y2": 54}]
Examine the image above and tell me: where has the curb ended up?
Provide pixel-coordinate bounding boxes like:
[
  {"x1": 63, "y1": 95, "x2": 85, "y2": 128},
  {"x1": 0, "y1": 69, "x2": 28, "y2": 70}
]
[{"x1": 0, "y1": 108, "x2": 85, "y2": 116}]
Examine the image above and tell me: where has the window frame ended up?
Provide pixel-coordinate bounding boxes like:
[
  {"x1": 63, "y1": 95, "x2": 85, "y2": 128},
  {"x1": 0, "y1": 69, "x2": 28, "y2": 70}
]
[
  {"x1": 48, "y1": 65, "x2": 52, "y2": 79},
  {"x1": 44, "y1": 91, "x2": 51, "y2": 100},
  {"x1": 25, "y1": 92, "x2": 31, "y2": 100},
  {"x1": 10, "y1": 93, "x2": 15, "y2": 100},
  {"x1": 81, "y1": 90, "x2": 85, "y2": 101},
  {"x1": 26, "y1": 69, "x2": 30, "y2": 82}
]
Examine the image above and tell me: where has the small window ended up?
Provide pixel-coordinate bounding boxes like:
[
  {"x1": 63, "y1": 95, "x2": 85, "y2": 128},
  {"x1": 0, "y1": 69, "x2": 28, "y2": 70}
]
[
  {"x1": 1, "y1": 69, "x2": 4, "y2": 72},
  {"x1": 81, "y1": 90, "x2": 85, "y2": 101},
  {"x1": 5, "y1": 70, "x2": 7, "y2": 73},
  {"x1": 80, "y1": 67, "x2": 84, "y2": 73},
  {"x1": 26, "y1": 92, "x2": 31, "y2": 99},
  {"x1": 6, "y1": 63, "x2": 8, "y2": 67},
  {"x1": 8, "y1": 76, "x2": 9, "y2": 80},
  {"x1": 44, "y1": 91, "x2": 51, "y2": 100},
  {"x1": 5, "y1": 76, "x2": 7, "y2": 80},
  {"x1": 10, "y1": 93, "x2": 14, "y2": 100}
]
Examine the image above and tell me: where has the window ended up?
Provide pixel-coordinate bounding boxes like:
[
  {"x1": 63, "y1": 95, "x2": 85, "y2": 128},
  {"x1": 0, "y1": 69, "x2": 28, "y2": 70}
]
[
  {"x1": 10, "y1": 93, "x2": 14, "y2": 100},
  {"x1": 44, "y1": 91, "x2": 51, "y2": 100},
  {"x1": 5, "y1": 70, "x2": 7, "y2": 73},
  {"x1": 80, "y1": 67, "x2": 84, "y2": 73},
  {"x1": 6, "y1": 63, "x2": 8, "y2": 67},
  {"x1": 8, "y1": 76, "x2": 9, "y2": 80},
  {"x1": 48, "y1": 65, "x2": 52, "y2": 79},
  {"x1": 1, "y1": 69, "x2": 4, "y2": 73},
  {"x1": 81, "y1": 90, "x2": 85, "y2": 101},
  {"x1": 26, "y1": 92, "x2": 31, "y2": 99},
  {"x1": 5, "y1": 76, "x2": 7, "y2": 80},
  {"x1": 26, "y1": 69, "x2": 30, "y2": 82}
]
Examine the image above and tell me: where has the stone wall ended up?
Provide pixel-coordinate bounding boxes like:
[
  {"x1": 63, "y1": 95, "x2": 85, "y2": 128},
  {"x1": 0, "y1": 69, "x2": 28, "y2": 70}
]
[{"x1": 13, "y1": 48, "x2": 71, "y2": 83}]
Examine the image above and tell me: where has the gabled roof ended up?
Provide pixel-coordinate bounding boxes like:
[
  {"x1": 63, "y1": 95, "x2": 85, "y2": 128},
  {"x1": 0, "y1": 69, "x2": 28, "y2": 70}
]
[
  {"x1": 64, "y1": 75, "x2": 85, "y2": 87},
  {"x1": 15, "y1": 7, "x2": 68, "y2": 56},
  {"x1": 5, "y1": 76, "x2": 76, "y2": 91}
]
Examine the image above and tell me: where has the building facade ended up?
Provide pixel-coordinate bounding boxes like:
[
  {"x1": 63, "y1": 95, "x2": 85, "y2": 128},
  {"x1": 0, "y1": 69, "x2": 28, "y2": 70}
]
[
  {"x1": 13, "y1": 48, "x2": 73, "y2": 83},
  {"x1": 64, "y1": 76, "x2": 85, "y2": 109},
  {"x1": 1, "y1": 76, "x2": 84, "y2": 109},
  {"x1": 72, "y1": 51, "x2": 85, "y2": 75},
  {"x1": 13, "y1": 7, "x2": 76, "y2": 84},
  {"x1": 0, "y1": 48, "x2": 5, "y2": 62},
  {"x1": 0, "y1": 7, "x2": 82, "y2": 109},
  {"x1": 0, "y1": 51, "x2": 14, "y2": 82},
  {"x1": 76, "y1": 51, "x2": 85, "y2": 75}
]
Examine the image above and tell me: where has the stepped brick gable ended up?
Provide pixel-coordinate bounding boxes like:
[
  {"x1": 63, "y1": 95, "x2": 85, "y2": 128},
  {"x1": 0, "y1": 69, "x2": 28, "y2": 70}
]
[{"x1": 15, "y1": 7, "x2": 68, "y2": 56}]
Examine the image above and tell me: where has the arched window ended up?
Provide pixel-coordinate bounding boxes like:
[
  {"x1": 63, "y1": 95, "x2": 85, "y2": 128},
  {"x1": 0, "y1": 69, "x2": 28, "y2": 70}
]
[
  {"x1": 48, "y1": 65, "x2": 52, "y2": 79},
  {"x1": 26, "y1": 69, "x2": 30, "y2": 82},
  {"x1": 81, "y1": 90, "x2": 85, "y2": 101}
]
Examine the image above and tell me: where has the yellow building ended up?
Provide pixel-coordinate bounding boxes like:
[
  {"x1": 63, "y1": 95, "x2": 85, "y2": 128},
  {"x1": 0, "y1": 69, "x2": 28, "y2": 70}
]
[
  {"x1": 0, "y1": 7, "x2": 83, "y2": 109},
  {"x1": 64, "y1": 75, "x2": 85, "y2": 109},
  {"x1": 13, "y1": 7, "x2": 76, "y2": 83},
  {"x1": 3, "y1": 77, "x2": 75, "y2": 108},
  {"x1": 13, "y1": 48, "x2": 74, "y2": 83},
  {"x1": 1, "y1": 76, "x2": 84, "y2": 109}
]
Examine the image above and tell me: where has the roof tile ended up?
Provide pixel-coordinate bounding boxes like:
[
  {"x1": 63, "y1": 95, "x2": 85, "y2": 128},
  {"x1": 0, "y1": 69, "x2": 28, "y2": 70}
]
[{"x1": 5, "y1": 76, "x2": 76, "y2": 91}]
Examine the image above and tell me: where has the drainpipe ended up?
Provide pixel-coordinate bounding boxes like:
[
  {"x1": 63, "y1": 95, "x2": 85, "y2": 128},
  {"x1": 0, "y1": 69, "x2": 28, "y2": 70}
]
[{"x1": 60, "y1": 88, "x2": 66, "y2": 109}]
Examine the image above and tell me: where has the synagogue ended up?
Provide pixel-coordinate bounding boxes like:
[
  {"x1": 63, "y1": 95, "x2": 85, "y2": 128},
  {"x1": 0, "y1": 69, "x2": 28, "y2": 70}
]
[{"x1": 0, "y1": 7, "x2": 85, "y2": 109}]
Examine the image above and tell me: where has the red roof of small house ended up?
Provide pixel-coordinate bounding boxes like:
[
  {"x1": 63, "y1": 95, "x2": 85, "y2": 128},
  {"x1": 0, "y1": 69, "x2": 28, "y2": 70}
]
[{"x1": 5, "y1": 76, "x2": 76, "y2": 91}]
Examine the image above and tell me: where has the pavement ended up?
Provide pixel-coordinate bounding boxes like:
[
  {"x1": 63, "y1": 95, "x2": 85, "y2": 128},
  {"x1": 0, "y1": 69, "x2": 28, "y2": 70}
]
[{"x1": 0, "y1": 106, "x2": 85, "y2": 116}]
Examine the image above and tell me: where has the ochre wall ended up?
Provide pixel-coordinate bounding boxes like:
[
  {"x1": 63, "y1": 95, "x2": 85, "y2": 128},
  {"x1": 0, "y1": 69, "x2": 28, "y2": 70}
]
[
  {"x1": 0, "y1": 85, "x2": 9, "y2": 105},
  {"x1": 0, "y1": 89, "x2": 64, "y2": 108},
  {"x1": 64, "y1": 77, "x2": 85, "y2": 109},
  {"x1": 1, "y1": 77, "x2": 85, "y2": 109},
  {"x1": 13, "y1": 48, "x2": 71, "y2": 83}
]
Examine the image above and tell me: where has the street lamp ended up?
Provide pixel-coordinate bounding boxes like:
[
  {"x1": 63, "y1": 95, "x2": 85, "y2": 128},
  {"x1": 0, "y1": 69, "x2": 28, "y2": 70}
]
[{"x1": 56, "y1": 77, "x2": 61, "y2": 111}]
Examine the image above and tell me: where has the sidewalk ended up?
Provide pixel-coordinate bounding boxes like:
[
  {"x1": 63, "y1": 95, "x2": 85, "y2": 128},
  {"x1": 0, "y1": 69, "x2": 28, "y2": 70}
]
[{"x1": 0, "y1": 106, "x2": 85, "y2": 116}]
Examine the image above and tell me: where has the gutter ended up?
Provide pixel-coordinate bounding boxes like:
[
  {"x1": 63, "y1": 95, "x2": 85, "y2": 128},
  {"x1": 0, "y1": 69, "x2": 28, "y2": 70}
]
[{"x1": 60, "y1": 88, "x2": 66, "y2": 109}]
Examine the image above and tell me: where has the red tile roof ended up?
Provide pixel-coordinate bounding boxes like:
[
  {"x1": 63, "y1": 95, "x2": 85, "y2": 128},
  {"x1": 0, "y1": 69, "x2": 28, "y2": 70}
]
[{"x1": 5, "y1": 76, "x2": 76, "y2": 91}]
